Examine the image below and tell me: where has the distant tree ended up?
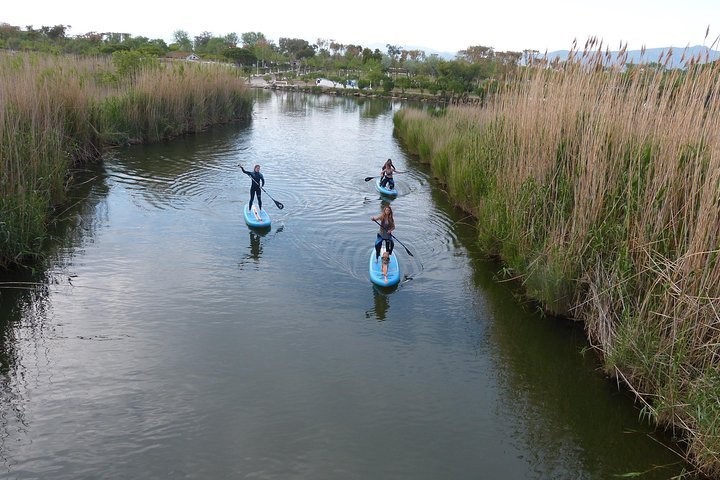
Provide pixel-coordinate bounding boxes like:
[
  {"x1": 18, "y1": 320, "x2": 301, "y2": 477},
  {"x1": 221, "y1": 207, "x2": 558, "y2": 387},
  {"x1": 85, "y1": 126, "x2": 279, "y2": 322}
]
[
  {"x1": 457, "y1": 45, "x2": 494, "y2": 63},
  {"x1": 40, "y1": 24, "x2": 68, "y2": 40},
  {"x1": 386, "y1": 44, "x2": 402, "y2": 58},
  {"x1": 224, "y1": 47, "x2": 257, "y2": 67},
  {"x1": 25, "y1": 25, "x2": 38, "y2": 40},
  {"x1": 194, "y1": 31, "x2": 213, "y2": 52},
  {"x1": 103, "y1": 32, "x2": 132, "y2": 43},
  {"x1": 223, "y1": 33, "x2": 239, "y2": 48},
  {"x1": 404, "y1": 49, "x2": 425, "y2": 62},
  {"x1": 78, "y1": 31, "x2": 103, "y2": 43},
  {"x1": 495, "y1": 51, "x2": 522, "y2": 79},
  {"x1": 362, "y1": 47, "x2": 382, "y2": 64},
  {"x1": 249, "y1": 38, "x2": 278, "y2": 72},
  {"x1": 386, "y1": 44, "x2": 403, "y2": 77},
  {"x1": 522, "y1": 49, "x2": 540, "y2": 65},
  {"x1": 345, "y1": 44, "x2": 362, "y2": 60},
  {"x1": 278, "y1": 37, "x2": 315, "y2": 60},
  {"x1": 386, "y1": 44, "x2": 402, "y2": 65},
  {"x1": 315, "y1": 38, "x2": 329, "y2": 51},
  {"x1": 121, "y1": 36, "x2": 168, "y2": 56},
  {"x1": 0, "y1": 23, "x2": 21, "y2": 39},
  {"x1": 366, "y1": 60, "x2": 384, "y2": 88},
  {"x1": 172, "y1": 30, "x2": 192, "y2": 51},
  {"x1": 241, "y1": 31, "x2": 267, "y2": 48},
  {"x1": 203, "y1": 37, "x2": 229, "y2": 56},
  {"x1": 329, "y1": 40, "x2": 344, "y2": 57},
  {"x1": 382, "y1": 77, "x2": 395, "y2": 92},
  {"x1": 112, "y1": 50, "x2": 159, "y2": 77},
  {"x1": 437, "y1": 60, "x2": 482, "y2": 93},
  {"x1": 423, "y1": 54, "x2": 443, "y2": 73},
  {"x1": 149, "y1": 38, "x2": 169, "y2": 52}
]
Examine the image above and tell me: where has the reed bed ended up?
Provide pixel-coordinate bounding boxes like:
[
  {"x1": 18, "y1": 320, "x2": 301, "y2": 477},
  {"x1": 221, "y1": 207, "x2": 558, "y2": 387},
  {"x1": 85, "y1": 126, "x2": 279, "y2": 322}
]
[
  {"x1": 395, "y1": 41, "x2": 720, "y2": 476},
  {"x1": 0, "y1": 53, "x2": 252, "y2": 266}
]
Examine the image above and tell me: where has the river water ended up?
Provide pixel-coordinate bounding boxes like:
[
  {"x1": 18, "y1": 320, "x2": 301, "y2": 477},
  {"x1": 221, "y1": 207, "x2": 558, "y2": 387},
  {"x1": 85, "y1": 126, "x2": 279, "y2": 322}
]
[{"x1": 0, "y1": 90, "x2": 686, "y2": 479}]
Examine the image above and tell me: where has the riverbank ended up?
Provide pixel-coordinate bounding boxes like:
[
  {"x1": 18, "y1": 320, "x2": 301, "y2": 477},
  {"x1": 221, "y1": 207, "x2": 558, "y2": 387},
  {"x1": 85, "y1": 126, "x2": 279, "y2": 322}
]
[
  {"x1": 0, "y1": 52, "x2": 253, "y2": 268},
  {"x1": 394, "y1": 54, "x2": 720, "y2": 477},
  {"x1": 246, "y1": 75, "x2": 483, "y2": 106}
]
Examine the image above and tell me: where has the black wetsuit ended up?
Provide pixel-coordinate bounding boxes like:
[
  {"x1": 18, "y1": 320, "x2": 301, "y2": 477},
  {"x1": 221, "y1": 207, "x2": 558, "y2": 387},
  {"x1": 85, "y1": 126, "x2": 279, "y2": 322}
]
[{"x1": 242, "y1": 168, "x2": 265, "y2": 210}]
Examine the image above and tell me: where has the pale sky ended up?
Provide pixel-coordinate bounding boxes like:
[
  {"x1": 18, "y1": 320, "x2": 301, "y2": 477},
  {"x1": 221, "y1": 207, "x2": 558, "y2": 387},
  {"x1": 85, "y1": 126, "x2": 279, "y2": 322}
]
[{"x1": 2, "y1": 0, "x2": 719, "y2": 54}]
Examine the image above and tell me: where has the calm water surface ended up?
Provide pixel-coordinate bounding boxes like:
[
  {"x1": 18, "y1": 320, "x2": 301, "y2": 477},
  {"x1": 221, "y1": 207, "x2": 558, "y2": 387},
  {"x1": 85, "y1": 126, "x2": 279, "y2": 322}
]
[{"x1": 0, "y1": 91, "x2": 686, "y2": 479}]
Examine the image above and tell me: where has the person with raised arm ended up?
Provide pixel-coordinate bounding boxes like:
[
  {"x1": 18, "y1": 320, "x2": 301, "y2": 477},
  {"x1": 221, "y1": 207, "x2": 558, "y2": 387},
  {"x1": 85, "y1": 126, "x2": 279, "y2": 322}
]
[{"x1": 240, "y1": 164, "x2": 265, "y2": 214}]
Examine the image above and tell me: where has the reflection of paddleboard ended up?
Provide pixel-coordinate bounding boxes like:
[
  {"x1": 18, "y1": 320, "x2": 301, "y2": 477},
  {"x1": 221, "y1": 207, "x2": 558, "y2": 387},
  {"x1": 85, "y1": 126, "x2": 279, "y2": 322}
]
[
  {"x1": 369, "y1": 246, "x2": 400, "y2": 287},
  {"x1": 244, "y1": 205, "x2": 271, "y2": 228},
  {"x1": 375, "y1": 178, "x2": 398, "y2": 197}
]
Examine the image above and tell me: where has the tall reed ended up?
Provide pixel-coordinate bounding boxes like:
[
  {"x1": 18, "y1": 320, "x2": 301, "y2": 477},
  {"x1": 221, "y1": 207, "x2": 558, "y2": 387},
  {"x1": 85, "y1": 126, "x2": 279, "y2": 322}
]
[
  {"x1": 0, "y1": 53, "x2": 252, "y2": 266},
  {"x1": 395, "y1": 40, "x2": 720, "y2": 476}
]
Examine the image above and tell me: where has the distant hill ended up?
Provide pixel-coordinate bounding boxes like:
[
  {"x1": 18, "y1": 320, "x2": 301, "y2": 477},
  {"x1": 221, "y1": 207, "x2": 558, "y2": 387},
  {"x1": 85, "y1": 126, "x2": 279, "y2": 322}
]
[
  {"x1": 419, "y1": 48, "x2": 457, "y2": 60},
  {"x1": 542, "y1": 45, "x2": 720, "y2": 68},
  {"x1": 365, "y1": 43, "x2": 720, "y2": 66},
  {"x1": 366, "y1": 43, "x2": 456, "y2": 60}
]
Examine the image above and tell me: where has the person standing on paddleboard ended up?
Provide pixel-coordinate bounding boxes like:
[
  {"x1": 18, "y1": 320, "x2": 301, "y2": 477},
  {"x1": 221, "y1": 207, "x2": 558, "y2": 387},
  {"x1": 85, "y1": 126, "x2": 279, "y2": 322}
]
[
  {"x1": 371, "y1": 205, "x2": 395, "y2": 261},
  {"x1": 240, "y1": 164, "x2": 264, "y2": 211}
]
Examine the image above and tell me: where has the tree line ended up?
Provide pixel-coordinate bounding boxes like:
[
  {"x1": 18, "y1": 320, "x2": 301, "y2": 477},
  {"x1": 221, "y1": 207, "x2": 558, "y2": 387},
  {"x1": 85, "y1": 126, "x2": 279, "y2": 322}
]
[{"x1": 0, "y1": 22, "x2": 533, "y2": 97}]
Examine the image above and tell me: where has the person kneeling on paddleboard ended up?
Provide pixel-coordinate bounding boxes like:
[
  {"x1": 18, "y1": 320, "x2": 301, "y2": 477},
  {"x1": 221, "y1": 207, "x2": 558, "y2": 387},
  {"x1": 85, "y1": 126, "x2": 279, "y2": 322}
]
[
  {"x1": 379, "y1": 158, "x2": 402, "y2": 190},
  {"x1": 371, "y1": 205, "x2": 395, "y2": 262},
  {"x1": 240, "y1": 164, "x2": 264, "y2": 212}
]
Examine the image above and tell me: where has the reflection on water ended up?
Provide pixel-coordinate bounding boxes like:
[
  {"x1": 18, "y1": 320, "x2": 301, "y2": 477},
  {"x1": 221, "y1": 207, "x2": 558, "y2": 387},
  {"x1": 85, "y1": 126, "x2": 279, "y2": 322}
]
[
  {"x1": 248, "y1": 230, "x2": 263, "y2": 259},
  {"x1": 0, "y1": 91, "x2": 689, "y2": 479},
  {"x1": 365, "y1": 285, "x2": 392, "y2": 321},
  {"x1": 238, "y1": 225, "x2": 285, "y2": 272},
  {"x1": 273, "y1": 91, "x2": 392, "y2": 120},
  {"x1": 238, "y1": 230, "x2": 265, "y2": 270}
]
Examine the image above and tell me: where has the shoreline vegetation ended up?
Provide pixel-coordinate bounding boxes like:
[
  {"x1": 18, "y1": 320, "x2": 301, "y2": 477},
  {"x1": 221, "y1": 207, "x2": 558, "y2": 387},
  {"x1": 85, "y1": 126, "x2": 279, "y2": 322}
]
[
  {"x1": 247, "y1": 76, "x2": 482, "y2": 106},
  {"x1": 394, "y1": 43, "x2": 720, "y2": 477},
  {"x1": 0, "y1": 51, "x2": 252, "y2": 267}
]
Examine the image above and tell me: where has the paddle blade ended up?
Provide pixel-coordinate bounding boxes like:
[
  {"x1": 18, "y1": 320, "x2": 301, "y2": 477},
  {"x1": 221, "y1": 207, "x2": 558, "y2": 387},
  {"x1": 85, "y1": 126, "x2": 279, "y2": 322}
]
[
  {"x1": 275, "y1": 200, "x2": 284, "y2": 210},
  {"x1": 404, "y1": 245, "x2": 414, "y2": 257},
  {"x1": 364, "y1": 176, "x2": 374, "y2": 182}
]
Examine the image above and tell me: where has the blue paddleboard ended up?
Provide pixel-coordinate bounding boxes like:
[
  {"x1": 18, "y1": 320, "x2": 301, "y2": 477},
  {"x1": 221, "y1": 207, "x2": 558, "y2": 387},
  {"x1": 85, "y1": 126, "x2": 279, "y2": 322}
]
[
  {"x1": 369, "y1": 246, "x2": 400, "y2": 287},
  {"x1": 375, "y1": 178, "x2": 398, "y2": 197},
  {"x1": 244, "y1": 205, "x2": 271, "y2": 228}
]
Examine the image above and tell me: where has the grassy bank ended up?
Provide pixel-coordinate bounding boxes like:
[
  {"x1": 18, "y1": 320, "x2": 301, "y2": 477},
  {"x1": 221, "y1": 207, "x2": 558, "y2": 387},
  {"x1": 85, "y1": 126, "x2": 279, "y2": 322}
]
[
  {"x1": 0, "y1": 52, "x2": 252, "y2": 266},
  {"x1": 395, "y1": 47, "x2": 720, "y2": 476}
]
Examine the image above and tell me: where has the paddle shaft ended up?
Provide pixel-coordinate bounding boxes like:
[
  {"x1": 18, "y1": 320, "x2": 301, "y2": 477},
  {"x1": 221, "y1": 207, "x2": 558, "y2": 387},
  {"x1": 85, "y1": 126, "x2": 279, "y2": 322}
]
[
  {"x1": 365, "y1": 171, "x2": 405, "y2": 182},
  {"x1": 372, "y1": 219, "x2": 413, "y2": 257}
]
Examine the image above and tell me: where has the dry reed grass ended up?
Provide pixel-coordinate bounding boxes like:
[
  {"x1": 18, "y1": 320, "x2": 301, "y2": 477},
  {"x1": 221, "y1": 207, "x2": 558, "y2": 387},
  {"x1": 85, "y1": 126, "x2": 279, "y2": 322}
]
[
  {"x1": 395, "y1": 37, "x2": 720, "y2": 476},
  {"x1": 0, "y1": 52, "x2": 251, "y2": 266}
]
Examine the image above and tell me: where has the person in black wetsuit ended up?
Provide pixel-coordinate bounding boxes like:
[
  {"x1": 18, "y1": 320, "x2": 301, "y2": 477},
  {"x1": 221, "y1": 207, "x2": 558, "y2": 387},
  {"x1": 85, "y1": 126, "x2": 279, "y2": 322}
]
[{"x1": 240, "y1": 164, "x2": 265, "y2": 211}]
